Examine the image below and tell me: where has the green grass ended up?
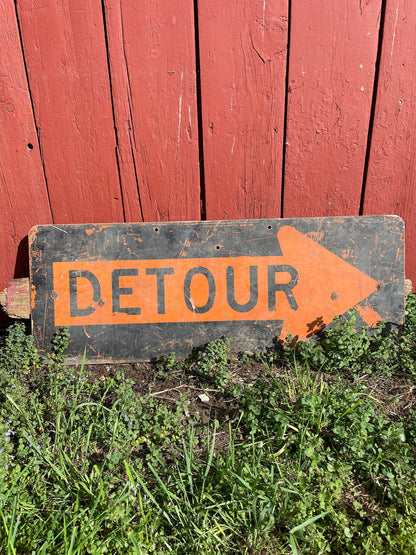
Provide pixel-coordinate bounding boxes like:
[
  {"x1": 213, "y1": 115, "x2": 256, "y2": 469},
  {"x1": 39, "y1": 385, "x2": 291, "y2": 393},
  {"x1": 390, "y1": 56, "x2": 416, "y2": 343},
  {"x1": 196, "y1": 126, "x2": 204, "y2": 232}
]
[{"x1": 1, "y1": 296, "x2": 416, "y2": 553}]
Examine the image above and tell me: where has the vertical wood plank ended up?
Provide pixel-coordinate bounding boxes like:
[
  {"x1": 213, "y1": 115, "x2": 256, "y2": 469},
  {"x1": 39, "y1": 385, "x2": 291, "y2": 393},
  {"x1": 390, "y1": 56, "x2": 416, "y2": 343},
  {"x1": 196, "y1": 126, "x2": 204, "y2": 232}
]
[
  {"x1": 0, "y1": 0, "x2": 51, "y2": 293},
  {"x1": 362, "y1": 0, "x2": 416, "y2": 284},
  {"x1": 283, "y1": 0, "x2": 382, "y2": 217},
  {"x1": 104, "y1": 0, "x2": 201, "y2": 222},
  {"x1": 102, "y1": 0, "x2": 142, "y2": 222},
  {"x1": 16, "y1": 0, "x2": 124, "y2": 224},
  {"x1": 198, "y1": 0, "x2": 288, "y2": 220}
]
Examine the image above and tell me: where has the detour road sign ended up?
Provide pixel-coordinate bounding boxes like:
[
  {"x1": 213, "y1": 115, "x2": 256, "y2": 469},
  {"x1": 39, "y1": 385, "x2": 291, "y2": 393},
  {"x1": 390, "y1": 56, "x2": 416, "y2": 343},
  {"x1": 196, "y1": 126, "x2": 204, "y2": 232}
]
[{"x1": 29, "y1": 216, "x2": 405, "y2": 364}]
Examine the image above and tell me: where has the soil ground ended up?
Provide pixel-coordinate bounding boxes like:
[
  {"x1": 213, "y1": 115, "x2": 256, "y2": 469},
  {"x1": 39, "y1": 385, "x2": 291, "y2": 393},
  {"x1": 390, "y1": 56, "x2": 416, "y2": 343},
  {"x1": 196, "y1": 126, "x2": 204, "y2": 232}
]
[{"x1": 80, "y1": 358, "x2": 416, "y2": 430}]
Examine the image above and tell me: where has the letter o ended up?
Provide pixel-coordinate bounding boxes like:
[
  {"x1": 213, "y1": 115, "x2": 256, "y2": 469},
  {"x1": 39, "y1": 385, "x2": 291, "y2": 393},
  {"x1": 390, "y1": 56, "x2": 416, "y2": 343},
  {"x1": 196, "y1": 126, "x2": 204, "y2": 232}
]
[{"x1": 184, "y1": 267, "x2": 216, "y2": 314}]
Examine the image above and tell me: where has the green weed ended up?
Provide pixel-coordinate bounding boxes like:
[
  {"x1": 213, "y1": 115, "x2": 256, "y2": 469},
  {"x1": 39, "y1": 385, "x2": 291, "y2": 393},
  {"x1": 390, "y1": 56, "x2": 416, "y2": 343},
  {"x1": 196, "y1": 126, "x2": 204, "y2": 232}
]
[
  {"x1": 0, "y1": 295, "x2": 415, "y2": 552},
  {"x1": 191, "y1": 336, "x2": 232, "y2": 390}
]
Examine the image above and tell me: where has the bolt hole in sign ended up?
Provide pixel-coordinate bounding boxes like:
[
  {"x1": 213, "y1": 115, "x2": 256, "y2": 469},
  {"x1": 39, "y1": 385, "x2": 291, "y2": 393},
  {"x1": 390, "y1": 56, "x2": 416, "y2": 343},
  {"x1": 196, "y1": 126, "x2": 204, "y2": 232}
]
[{"x1": 29, "y1": 216, "x2": 404, "y2": 364}]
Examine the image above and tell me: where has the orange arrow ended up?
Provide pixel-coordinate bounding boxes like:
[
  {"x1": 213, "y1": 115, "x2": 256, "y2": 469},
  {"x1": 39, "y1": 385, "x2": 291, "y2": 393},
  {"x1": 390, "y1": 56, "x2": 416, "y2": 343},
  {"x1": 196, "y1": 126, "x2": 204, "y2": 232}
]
[
  {"x1": 52, "y1": 225, "x2": 380, "y2": 339},
  {"x1": 277, "y1": 226, "x2": 379, "y2": 340}
]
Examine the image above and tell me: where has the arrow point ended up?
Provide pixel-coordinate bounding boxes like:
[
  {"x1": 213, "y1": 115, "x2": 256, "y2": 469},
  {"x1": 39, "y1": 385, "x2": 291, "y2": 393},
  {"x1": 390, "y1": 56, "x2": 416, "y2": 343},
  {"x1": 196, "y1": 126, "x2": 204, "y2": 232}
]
[{"x1": 277, "y1": 226, "x2": 378, "y2": 341}]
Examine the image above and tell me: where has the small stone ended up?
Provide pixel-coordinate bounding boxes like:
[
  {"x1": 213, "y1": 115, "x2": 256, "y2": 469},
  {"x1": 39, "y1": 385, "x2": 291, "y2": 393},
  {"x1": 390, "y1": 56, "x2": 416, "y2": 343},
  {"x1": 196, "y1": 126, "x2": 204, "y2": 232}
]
[{"x1": 198, "y1": 393, "x2": 210, "y2": 404}]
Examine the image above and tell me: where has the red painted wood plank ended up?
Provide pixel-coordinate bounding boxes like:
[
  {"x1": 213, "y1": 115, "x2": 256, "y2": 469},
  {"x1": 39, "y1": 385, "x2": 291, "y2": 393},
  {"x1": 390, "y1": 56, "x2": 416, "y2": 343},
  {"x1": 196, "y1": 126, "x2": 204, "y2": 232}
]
[
  {"x1": 198, "y1": 0, "x2": 288, "y2": 220},
  {"x1": 283, "y1": 0, "x2": 382, "y2": 217},
  {"x1": 103, "y1": 0, "x2": 200, "y2": 222},
  {"x1": 362, "y1": 0, "x2": 416, "y2": 285},
  {"x1": 101, "y1": 0, "x2": 142, "y2": 223},
  {"x1": 16, "y1": 0, "x2": 123, "y2": 224},
  {"x1": 0, "y1": 0, "x2": 51, "y2": 295}
]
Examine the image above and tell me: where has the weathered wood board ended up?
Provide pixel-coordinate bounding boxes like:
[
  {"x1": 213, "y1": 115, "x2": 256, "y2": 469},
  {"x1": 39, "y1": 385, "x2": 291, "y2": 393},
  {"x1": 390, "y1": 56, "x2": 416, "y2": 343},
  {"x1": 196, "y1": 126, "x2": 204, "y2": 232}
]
[
  {"x1": 0, "y1": 278, "x2": 30, "y2": 320},
  {"x1": 197, "y1": 0, "x2": 288, "y2": 220},
  {"x1": 29, "y1": 216, "x2": 404, "y2": 364},
  {"x1": 283, "y1": 0, "x2": 382, "y2": 217},
  {"x1": 102, "y1": 0, "x2": 201, "y2": 223},
  {"x1": 16, "y1": 0, "x2": 123, "y2": 224},
  {"x1": 0, "y1": 0, "x2": 52, "y2": 297},
  {"x1": 362, "y1": 0, "x2": 416, "y2": 290}
]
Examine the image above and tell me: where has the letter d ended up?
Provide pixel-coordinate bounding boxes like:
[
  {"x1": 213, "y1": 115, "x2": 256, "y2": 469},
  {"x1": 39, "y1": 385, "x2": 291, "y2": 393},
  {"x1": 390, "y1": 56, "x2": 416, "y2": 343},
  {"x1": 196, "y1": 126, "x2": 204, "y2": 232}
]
[{"x1": 69, "y1": 270, "x2": 101, "y2": 317}]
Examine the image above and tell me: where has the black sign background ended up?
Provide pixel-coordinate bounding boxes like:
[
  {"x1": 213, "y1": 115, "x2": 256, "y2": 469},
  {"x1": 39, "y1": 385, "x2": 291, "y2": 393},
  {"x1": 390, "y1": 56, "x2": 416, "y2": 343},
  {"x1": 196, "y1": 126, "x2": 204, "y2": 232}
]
[{"x1": 29, "y1": 216, "x2": 405, "y2": 364}]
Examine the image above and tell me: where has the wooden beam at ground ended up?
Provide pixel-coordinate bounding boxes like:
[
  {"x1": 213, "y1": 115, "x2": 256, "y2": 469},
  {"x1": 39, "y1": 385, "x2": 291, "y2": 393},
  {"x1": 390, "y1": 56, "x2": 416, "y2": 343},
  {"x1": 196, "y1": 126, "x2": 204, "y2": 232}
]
[{"x1": 0, "y1": 278, "x2": 30, "y2": 320}]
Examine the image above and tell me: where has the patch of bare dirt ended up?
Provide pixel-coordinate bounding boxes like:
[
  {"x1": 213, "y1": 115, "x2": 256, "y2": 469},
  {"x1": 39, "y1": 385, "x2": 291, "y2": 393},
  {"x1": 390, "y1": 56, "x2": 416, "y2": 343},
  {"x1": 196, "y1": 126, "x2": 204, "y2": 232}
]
[{"x1": 81, "y1": 358, "x2": 269, "y2": 426}]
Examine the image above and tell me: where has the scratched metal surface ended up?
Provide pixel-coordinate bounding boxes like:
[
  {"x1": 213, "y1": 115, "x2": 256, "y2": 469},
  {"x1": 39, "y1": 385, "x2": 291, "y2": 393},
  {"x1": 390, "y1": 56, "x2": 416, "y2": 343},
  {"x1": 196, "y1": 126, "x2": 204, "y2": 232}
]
[{"x1": 29, "y1": 216, "x2": 404, "y2": 364}]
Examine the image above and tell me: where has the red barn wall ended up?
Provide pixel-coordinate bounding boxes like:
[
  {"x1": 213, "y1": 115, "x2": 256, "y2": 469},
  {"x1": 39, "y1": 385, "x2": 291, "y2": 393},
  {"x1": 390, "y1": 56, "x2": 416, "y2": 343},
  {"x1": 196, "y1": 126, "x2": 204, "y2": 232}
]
[{"x1": 1, "y1": 0, "x2": 415, "y2": 315}]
